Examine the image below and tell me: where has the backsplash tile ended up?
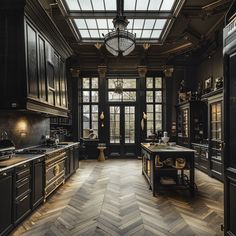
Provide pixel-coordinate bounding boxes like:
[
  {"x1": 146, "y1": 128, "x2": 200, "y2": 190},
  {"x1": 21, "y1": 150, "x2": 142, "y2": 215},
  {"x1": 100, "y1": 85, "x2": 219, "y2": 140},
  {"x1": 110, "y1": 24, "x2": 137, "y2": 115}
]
[{"x1": 0, "y1": 112, "x2": 50, "y2": 149}]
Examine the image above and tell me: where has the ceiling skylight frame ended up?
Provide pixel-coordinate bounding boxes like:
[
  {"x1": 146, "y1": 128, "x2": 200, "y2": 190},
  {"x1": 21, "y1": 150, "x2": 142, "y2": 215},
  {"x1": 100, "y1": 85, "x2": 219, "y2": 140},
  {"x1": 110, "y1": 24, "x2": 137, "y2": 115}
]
[{"x1": 58, "y1": 0, "x2": 185, "y2": 43}]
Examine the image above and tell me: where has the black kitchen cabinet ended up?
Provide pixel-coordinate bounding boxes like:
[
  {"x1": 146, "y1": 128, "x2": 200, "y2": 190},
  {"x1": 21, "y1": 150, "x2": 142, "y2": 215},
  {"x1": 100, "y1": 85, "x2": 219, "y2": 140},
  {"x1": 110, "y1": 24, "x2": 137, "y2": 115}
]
[
  {"x1": 192, "y1": 143, "x2": 209, "y2": 174},
  {"x1": 73, "y1": 144, "x2": 79, "y2": 170},
  {"x1": 202, "y1": 89, "x2": 224, "y2": 181},
  {"x1": 0, "y1": 0, "x2": 72, "y2": 117},
  {"x1": 0, "y1": 170, "x2": 13, "y2": 236},
  {"x1": 176, "y1": 101, "x2": 207, "y2": 147},
  {"x1": 65, "y1": 145, "x2": 79, "y2": 180},
  {"x1": 32, "y1": 157, "x2": 44, "y2": 210},
  {"x1": 65, "y1": 147, "x2": 75, "y2": 179},
  {"x1": 14, "y1": 163, "x2": 31, "y2": 224}
]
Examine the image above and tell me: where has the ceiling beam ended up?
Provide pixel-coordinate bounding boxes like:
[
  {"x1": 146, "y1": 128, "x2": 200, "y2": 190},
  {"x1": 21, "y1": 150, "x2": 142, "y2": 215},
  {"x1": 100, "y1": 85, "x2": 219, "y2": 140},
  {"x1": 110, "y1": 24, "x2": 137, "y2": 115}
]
[{"x1": 66, "y1": 11, "x2": 173, "y2": 19}]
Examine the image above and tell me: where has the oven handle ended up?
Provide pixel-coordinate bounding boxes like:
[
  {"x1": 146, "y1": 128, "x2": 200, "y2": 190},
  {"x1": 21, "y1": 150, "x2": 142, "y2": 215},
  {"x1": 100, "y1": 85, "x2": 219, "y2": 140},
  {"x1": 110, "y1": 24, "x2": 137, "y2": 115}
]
[
  {"x1": 46, "y1": 156, "x2": 67, "y2": 171},
  {"x1": 45, "y1": 152, "x2": 66, "y2": 165}
]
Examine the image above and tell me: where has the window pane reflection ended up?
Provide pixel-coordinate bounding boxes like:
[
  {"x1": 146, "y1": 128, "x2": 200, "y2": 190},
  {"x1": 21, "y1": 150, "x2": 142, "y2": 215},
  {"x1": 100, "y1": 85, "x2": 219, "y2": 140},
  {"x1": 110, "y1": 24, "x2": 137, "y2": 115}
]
[
  {"x1": 125, "y1": 106, "x2": 135, "y2": 143},
  {"x1": 110, "y1": 106, "x2": 120, "y2": 143}
]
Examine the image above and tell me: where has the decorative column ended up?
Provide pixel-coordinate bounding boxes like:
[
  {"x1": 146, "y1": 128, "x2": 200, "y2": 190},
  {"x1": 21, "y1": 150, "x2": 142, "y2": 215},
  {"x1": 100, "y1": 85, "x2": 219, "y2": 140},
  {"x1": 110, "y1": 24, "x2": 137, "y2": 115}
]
[
  {"x1": 137, "y1": 65, "x2": 148, "y2": 145},
  {"x1": 98, "y1": 65, "x2": 107, "y2": 144},
  {"x1": 70, "y1": 68, "x2": 80, "y2": 141}
]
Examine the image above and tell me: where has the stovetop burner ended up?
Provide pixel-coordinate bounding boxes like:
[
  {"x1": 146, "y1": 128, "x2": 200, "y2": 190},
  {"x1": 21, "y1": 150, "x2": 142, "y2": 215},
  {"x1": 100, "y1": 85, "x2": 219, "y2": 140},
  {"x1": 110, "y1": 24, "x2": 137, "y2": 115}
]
[{"x1": 16, "y1": 149, "x2": 47, "y2": 155}]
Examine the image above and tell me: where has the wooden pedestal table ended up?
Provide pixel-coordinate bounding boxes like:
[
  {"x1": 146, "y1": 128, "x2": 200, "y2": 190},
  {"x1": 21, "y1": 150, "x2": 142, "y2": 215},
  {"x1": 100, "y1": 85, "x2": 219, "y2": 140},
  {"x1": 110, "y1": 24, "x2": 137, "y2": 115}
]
[{"x1": 97, "y1": 146, "x2": 106, "y2": 161}]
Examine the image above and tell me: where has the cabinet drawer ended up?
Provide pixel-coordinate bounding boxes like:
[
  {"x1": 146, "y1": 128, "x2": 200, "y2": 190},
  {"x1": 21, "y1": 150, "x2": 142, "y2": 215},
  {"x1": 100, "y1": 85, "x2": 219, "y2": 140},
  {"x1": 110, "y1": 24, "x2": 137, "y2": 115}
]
[
  {"x1": 16, "y1": 164, "x2": 30, "y2": 180},
  {"x1": 15, "y1": 193, "x2": 31, "y2": 224},
  {"x1": 16, "y1": 177, "x2": 30, "y2": 198}
]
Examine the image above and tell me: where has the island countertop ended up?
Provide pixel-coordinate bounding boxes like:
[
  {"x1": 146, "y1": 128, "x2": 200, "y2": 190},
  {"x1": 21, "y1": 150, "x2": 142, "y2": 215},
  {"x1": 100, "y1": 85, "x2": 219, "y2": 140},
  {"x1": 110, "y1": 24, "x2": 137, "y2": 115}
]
[{"x1": 141, "y1": 143, "x2": 196, "y2": 153}]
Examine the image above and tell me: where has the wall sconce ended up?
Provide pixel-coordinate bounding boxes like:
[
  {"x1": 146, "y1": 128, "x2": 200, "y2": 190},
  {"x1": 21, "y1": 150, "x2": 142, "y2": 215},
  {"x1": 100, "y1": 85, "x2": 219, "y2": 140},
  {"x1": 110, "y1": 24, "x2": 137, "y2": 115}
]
[
  {"x1": 16, "y1": 119, "x2": 28, "y2": 137},
  {"x1": 143, "y1": 112, "x2": 147, "y2": 120},
  {"x1": 100, "y1": 111, "x2": 105, "y2": 127},
  {"x1": 141, "y1": 112, "x2": 147, "y2": 131}
]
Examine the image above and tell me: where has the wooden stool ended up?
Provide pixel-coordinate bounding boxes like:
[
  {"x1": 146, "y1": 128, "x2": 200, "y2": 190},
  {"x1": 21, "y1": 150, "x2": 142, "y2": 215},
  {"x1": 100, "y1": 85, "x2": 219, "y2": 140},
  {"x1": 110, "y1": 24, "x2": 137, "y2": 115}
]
[{"x1": 97, "y1": 146, "x2": 106, "y2": 161}]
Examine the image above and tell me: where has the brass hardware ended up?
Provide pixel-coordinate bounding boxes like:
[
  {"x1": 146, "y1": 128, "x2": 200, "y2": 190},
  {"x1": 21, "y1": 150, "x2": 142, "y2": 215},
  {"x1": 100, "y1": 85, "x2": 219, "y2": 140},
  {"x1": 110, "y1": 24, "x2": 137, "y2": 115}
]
[
  {"x1": 19, "y1": 194, "x2": 28, "y2": 202},
  {"x1": 53, "y1": 164, "x2": 60, "y2": 176}
]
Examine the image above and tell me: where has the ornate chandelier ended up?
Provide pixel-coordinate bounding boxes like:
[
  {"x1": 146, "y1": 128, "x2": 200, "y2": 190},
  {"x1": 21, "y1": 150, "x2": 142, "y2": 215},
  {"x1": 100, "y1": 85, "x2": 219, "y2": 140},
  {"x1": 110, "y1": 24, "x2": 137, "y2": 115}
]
[{"x1": 104, "y1": 15, "x2": 136, "y2": 56}]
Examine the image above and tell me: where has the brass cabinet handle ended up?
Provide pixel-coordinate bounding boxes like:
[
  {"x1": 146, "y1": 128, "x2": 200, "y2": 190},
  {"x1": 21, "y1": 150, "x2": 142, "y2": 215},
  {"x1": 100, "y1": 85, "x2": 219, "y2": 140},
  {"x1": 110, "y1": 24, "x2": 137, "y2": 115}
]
[{"x1": 19, "y1": 194, "x2": 29, "y2": 203}]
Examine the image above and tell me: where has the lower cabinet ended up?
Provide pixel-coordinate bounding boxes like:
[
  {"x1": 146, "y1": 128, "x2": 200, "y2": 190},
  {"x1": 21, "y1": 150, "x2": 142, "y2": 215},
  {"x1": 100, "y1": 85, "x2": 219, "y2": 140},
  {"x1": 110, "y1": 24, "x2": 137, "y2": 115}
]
[
  {"x1": 32, "y1": 157, "x2": 44, "y2": 209},
  {"x1": 0, "y1": 170, "x2": 13, "y2": 236},
  {"x1": 192, "y1": 143, "x2": 209, "y2": 174},
  {"x1": 73, "y1": 145, "x2": 79, "y2": 170},
  {"x1": 65, "y1": 145, "x2": 79, "y2": 180},
  {"x1": 14, "y1": 163, "x2": 31, "y2": 224}
]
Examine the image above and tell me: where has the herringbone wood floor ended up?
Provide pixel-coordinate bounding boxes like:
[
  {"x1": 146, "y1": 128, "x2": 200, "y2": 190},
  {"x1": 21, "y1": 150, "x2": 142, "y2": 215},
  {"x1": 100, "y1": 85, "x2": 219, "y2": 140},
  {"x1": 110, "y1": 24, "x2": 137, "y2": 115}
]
[{"x1": 11, "y1": 160, "x2": 223, "y2": 236}]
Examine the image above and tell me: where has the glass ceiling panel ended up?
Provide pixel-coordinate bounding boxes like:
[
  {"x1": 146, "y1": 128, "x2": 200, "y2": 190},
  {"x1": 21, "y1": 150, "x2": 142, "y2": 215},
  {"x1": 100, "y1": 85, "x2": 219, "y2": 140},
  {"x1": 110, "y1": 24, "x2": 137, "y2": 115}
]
[
  {"x1": 151, "y1": 30, "x2": 161, "y2": 38},
  {"x1": 141, "y1": 30, "x2": 152, "y2": 38},
  {"x1": 160, "y1": 0, "x2": 175, "y2": 11},
  {"x1": 127, "y1": 19, "x2": 133, "y2": 29},
  {"x1": 124, "y1": 0, "x2": 136, "y2": 11},
  {"x1": 79, "y1": 0, "x2": 92, "y2": 10},
  {"x1": 144, "y1": 19, "x2": 155, "y2": 29},
  {"x1": 89, "y1": 29, "x2": 100, "y2": 38},
  {"x1": 148, "y1": 0, "x2": 162, "y2": 11},
  {"x1": 154, "y1": 19, "x2": 167, "y2": 29},
  {"x1": 104, "y1": 0, "x2": 117, "y2": 10},
  {"x1": 132, "y1": 29, "x2": 142, "y2": 38},
  {"x1": 86, "y1": 19, "x2": 97, "y2": 29},
  {"x1": 65, "y1": 0, "x2": 80, "y2": 10},
  {"x1": 97, "y1": 19, "x2": 107, "y2": 28},
  {"x1": 99, "y1": 29, "x2": 108, "y2": 37},
  {"x1": 75, "y1": 19, "x2": 87, "y2": 29},
  {"x1": 133, "y1": 19, "x2": 144, "y2": 29},
  {"x1": 107, "y1": 19, "x2": 114, "y2": 29},
  {"x1": 79, "y1": 29, "x2": 90, "y2": 37},
  {"x1": 91, "y1": 0, "x2": 105, "y2": 11},
  {"x1": 136, "y1": 0, "x2": 149, "y2": 11}
]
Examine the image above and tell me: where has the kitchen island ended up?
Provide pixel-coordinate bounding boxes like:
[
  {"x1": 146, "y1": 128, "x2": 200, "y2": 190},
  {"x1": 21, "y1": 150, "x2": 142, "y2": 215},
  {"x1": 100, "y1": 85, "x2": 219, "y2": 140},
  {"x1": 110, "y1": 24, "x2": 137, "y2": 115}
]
[{"x1": 141, "y1": 143, "x2": 195, "y2": 196}]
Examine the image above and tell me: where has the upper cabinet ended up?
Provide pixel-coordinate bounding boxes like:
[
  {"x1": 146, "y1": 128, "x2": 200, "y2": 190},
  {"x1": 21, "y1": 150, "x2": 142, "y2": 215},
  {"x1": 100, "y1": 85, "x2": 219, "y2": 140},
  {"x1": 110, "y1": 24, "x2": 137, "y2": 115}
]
[{"x1": 0, "y1": 0, "x2": 72, "y2": 117}]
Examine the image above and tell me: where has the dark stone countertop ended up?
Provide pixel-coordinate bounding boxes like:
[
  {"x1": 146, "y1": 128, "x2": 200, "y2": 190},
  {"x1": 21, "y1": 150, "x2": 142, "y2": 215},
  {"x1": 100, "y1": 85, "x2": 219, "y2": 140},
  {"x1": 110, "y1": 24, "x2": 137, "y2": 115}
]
[{"x1": 0, "y1": 142, "x2": 79, "y2": 173}]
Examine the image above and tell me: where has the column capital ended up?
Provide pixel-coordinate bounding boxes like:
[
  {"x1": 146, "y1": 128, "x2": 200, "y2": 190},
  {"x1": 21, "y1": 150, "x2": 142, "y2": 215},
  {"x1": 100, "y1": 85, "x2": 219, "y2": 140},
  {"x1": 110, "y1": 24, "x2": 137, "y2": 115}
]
[
  {"x1": 137, "y1": 65, "x2": 148, "y2": 78},
  {"x1": 98, "y1": 65, "x2": 107, "y2": 78},
  {"x1": 70, "y1": 68, "x2": 80, "y2": 78}
]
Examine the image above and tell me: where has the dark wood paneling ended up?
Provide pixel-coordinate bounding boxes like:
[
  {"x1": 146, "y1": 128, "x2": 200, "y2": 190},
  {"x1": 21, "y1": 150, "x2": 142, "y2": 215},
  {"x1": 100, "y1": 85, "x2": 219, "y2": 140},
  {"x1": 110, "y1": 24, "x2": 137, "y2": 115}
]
[
  {"x1": 32, "y1": 159, "x2": 44, "y2": 209},
  {"x1": 26, "y1": 22, "x2": 38, "y2": 98},
  {"x1": 0, "y1": 171, "x2": 13, "y2": 236},
  {"x1": 38, "y1": 36, "x2": 47, "y2": 101}
]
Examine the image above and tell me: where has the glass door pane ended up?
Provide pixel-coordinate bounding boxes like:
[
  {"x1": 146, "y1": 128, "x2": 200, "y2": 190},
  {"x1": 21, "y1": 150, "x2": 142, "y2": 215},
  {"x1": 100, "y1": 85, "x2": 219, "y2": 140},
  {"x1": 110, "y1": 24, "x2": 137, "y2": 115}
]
[
  {"x1": 124, "y1": 106, "x2": 135, "y2": 143},
  {"x1": 110, "y1": 106, "x2": 120, "y2": 143}
]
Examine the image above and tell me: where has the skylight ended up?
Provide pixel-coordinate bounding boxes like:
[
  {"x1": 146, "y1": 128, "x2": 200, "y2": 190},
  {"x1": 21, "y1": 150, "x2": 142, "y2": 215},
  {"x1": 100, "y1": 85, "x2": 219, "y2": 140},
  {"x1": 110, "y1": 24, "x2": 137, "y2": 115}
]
[
  {"x1": 61, "y1": 0, "x2": 183, "y2": 43},
  {"x1": 74, "y1": 18, "x2": 167, "y2": 39}
]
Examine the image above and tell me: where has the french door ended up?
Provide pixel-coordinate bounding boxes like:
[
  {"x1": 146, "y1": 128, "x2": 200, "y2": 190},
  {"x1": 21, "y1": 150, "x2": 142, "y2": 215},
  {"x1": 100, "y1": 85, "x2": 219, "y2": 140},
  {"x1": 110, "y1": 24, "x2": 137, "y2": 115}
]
[{"x1": 108, "y1": 105, "x2": 137, "y2": 157}]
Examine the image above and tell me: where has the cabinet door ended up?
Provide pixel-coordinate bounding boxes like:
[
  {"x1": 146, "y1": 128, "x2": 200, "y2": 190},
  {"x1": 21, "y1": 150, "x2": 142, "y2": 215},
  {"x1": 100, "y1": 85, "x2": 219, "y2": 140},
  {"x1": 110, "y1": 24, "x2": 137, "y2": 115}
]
[
  {"x1": 54, "y1": 53, "x2": 61, "y2": 107},
  {"x1": 25, "y1": 22, "x2": 39, "y2": 98},
  {"x1": 38, "y1": 35, "x2": 47, "y2": 101},
  {"x1": 60, "y1": 60, "x2": 68, "y2": 108},
  {"x1": 0, "y1": 171, "x2": 13, "y2": 235},
  {"x1": 32, "y1": 160, "x2": 44, "y2": 209},
  {"x1": 224, "y1": 51, "x2": 236, "y2": 235},
  {"x1": 69, "y1": 148, "x2": 75, "y2": 174},
  {"x1": 73, "y1": 146, "x2": 79, "y2": 170}
]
